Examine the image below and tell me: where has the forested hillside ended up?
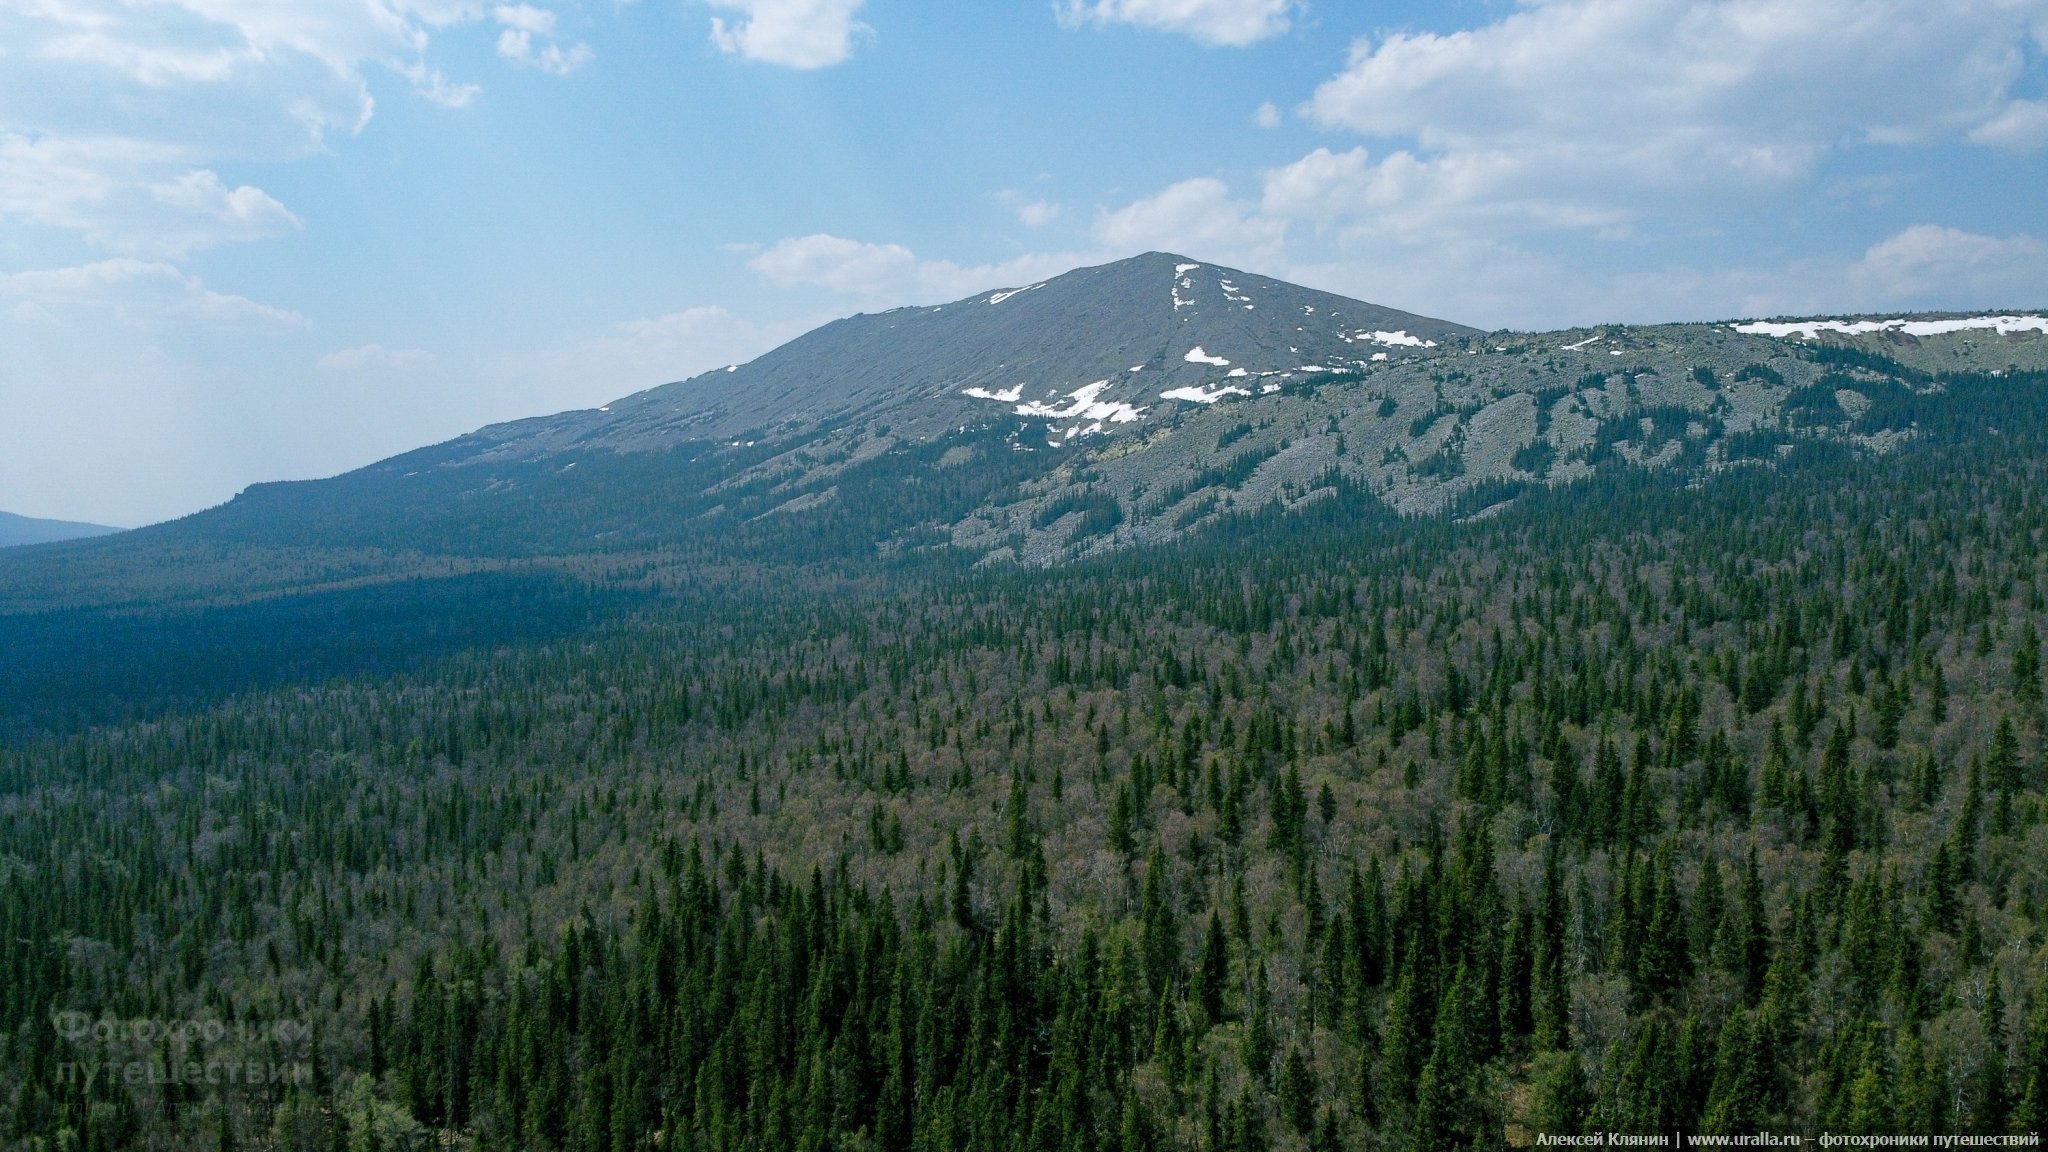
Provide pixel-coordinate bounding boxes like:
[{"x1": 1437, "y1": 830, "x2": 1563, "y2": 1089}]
[{"x1": 6, "y1": 369, "x2": 2048, "y2": 1150}]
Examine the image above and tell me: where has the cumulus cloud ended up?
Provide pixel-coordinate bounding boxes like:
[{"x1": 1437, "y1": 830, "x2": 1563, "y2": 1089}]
[
  {"x1": 319, "y1": 344, "x2": 434, "y2": 372},
  {"x1": 750, "y1": 181, "x2": 1290, "y2": 307},
  {"x1": 0, "y1": 0, "x2": 479, "y2": 144},
  {"x1": 0, "y1": 133, "x2": 158, "y2": 234},
  {"x1": 0, "y1": 136, "x2": 304, "y2": 257},
  {"x1": 1016, "y1": 200, "x2": 1061, "y2": 228},
  {"x1": 149, "y1": 169, "x2": 302, "y2": 241},
  {"x1": 746, "y1": 233, "x2": 1101, "y2": 303},
  {"x1": 1056, "y1": 0, "x2": 1295, "y2": 47},
  {"x1": 397, "y1": 62, "x2": 482, "y2": 107},
  {"x1": 1969, "y1": 99, "x2": 2048, "y2": 150},
  {"x1": 985, "y1": 0, "x2": 2042, "y2": 329},
  {"x1": 1312, "y1": 0, "x2": 2044, "y2": 153},
  {"x1": 0, "y1": 258, "x2": 307, "y2": 326},
  {"x1": 495, "y1": 3, "x2": 555, "y2": 33},
  {"x1": 494, "y1": 4, "x2": 592, "y2": 75},
  {"x1": 0, "y1": 1, "x2": 499, "y2": 256},
  {"x1": 1254, "y1": 101, "x2": 1281, "y2": 128},
  {"x1": 1027, "y1": 0, "x2": 2048, "y2": 328},
  {"x1": 1848, "y1": 225, "x2": 2048, "y2": 305},
  {"x1": 1093, "y1": 177, "x2": 1286, "y2": 270},
  {"x1": 749, "y1": 234, "x2": 918, "y2": 294},
  {"x1": 705, "y1": 0, "x2": 869, "y2": 69},
  {"x1": 1299, "y1": 0, "x2": 2048, "y2": 239}
]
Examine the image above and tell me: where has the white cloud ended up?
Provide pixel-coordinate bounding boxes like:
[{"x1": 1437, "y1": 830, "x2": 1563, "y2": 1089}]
[
  {"x1": 1848, "y1": 225, "x2": 2048, "y2": 305},
  {"x1": 398, "y1": 61, "x2": 482, "y2": 107},
  {"x1": 705, "y1": 0, "x2": 869, "y2": 69},
  {"x1": 1093, "y1": 177, "x2": 1285, "y2": 269},
  {"x1": 913, "y1": 252, "x2": 1103, "y2": 300},
  {"x1": 319, "y1": 344, "x2": 434, "y2": 372},
  {"x1": 494, "y1": 4, "x2": 555, "y2": 34},
  {"x1": 1300, "y1": 0, "x2": 2048, "y2": 240},
  {"x1": 1016, "y1": 200, "x2": 1061, "y2": 227},
  {"x1": 0, "y1": 136, "x2": 305, "y2": 256},
  {"x1": 1056, "y1": 0, "x2": 1295, "y2": 47},
  {"x1": 1312, "y1": 0, "x2": 2043, "y2": 153},
  {"x1": 1255, "y1": 144, "x2": 1617, "y2": 244},
  {"x1": 0, "y1": 258, "x2": 306, "y2": 326},
  {"x1": 0, "y1": 1, "x2": 465, "y2": 140},
  {"x1": 0, "y1": 2, "x2": 498, "y2": 254},
  {"x1": 149, "y1": 169, "x2": 301, "y2": 238},
  {"x1": 494, "y1": 4, "x2": 592, "y2": 74},
  {"x1": 1254, "y1": 101, "x2": 1280, "y2": 128},
  {"x1": 747, "y1": 233, "x2": 1102, "y2": 302},
  {"x1": 1258, "y1": 146, "x2": 1376, "y2": 223},
  {"x1": 751, "y1": 178, "x2": 1293, "y2": 306},
  {"x1": 964, "y1": 0, "x2": 2048, "y2": 332},
  {"x1": 750, "y1": 234, "x2": 918, "y2": 294},
  {"x1": 0, "y1": 133, "x2": 157, "y2": 233},
  {"x1": 1969, "y1": 99, "x2": 2048, "y2": 150}
]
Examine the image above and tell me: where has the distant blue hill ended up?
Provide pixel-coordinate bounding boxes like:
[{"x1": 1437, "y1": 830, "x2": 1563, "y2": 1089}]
[{"x1": 0, "y1": 510, "x2": 123, "y2": 548}]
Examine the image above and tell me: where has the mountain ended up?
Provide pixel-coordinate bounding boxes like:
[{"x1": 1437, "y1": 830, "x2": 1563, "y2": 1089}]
[
  {"x1": 2, "y1": 253, "x2": 2044, "y2": 616},
  {"x1": 446, "y1": 250, "x2": 1478, "y2": 460},
  {"x1": 0, "y1": 509, "x2": 121, "y2": 548}
]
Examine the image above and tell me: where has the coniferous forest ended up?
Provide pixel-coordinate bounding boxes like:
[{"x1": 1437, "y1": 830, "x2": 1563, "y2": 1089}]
[{"x1": 8, "y1": 370, "x2": 2048, "y2": 1150}]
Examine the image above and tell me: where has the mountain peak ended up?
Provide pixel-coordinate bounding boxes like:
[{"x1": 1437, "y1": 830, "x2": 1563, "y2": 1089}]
[{"x1": 430, "y1": 253, "x2": 1480, "y2": 466}]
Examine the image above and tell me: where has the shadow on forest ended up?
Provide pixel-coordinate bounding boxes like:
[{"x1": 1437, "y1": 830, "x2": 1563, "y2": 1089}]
[{"x1": 0, "y1": 572, "x2": 643, "y2": 739}]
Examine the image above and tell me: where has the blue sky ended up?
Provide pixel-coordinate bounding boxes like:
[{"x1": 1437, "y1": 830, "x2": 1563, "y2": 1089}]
[{"x1": 3, "y1": 0, "x2": 2046, "y2": 527}]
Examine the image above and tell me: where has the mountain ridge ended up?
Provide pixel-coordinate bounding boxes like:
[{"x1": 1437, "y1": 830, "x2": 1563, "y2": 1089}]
[
  {"x1": 2, "y1": 252, "x2": 2044, "y2": 612},
  {"x1": 0, "y1": 509, "x2": 123, "y2": 549}
]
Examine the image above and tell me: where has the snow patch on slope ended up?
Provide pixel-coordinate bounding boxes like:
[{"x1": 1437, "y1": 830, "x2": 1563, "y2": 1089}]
[
  {"x1": 1734, "y1": 316, "x2": 2048, "y2": 339},
  {"x1": 1356, "y1": 330, "x2": 1437, "y2": 348},
  {"x1": 986, "y1": 283, "x2": 1044, "y2": 305},
  {"x1": 1013, "y1": 380, "x2": 1145, "y2": 425},
  {"x1": 1184, "y1": 346, "x2": 1230, "y2": 366},
  {"x1": 963, "y1": 384, "x2": 1025, "y2": 403},
  {"x1": 1161, "y1": 384, "x2": 1250, "y2": 404}
]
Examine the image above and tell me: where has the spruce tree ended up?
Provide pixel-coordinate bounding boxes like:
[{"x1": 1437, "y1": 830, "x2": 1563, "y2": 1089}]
[
  {"x1": 1279, "y1": 1045, "x2": 1317, "y2": 1135},
  {"x1": 1412, "y1": 963, "x2": 1491, "y2": 1150},
  {"x1": 2019, "y1": 988, "x2": 2048, "y2": 1134},
  {"x1": 1703, "y1": 1009, "x2": 1769, "y2": 1135},
  {"x1": 1528, "y1": 1050, "x2": 1591, "y2": 1138},
  {"x1": 1977, "y1": 970, "x2": 2010, "y2": 1135},
  {"x1": 1192, "y1": 911, "x2": 1230, "y2": 1031},
  {"x1": 1534, "y1": 840, "x2": 1571, "y2": 1051},
  {"x1": 1243, "y1": 961, "x2": 1276, "y2": 1086}
]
